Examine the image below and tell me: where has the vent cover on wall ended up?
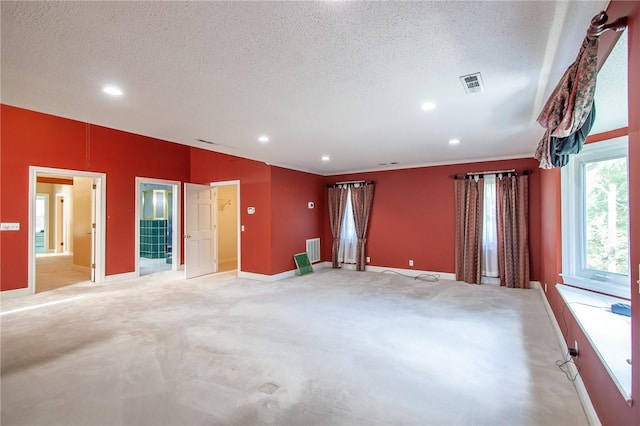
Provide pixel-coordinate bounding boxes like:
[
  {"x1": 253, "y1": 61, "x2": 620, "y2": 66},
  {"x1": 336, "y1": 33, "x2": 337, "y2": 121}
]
[
  {"x1": 460, "y1": 72, "x2": 484, "y2": 94},
  {"x1": 306, "y1": 238, "x2": 321, "y2": 263}
]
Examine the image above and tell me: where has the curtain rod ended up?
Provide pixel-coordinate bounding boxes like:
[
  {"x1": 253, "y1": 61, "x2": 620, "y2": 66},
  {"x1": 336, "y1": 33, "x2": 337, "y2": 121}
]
[
  {"x1": 328, "y1": 180, "x2": 375, "y2": 188},
  {"x1": 451, "y1": 169, "x2": 531, "y2": 180},
  {"x1": 587, "y1": 11, "x2": 627, "y2": 39}
]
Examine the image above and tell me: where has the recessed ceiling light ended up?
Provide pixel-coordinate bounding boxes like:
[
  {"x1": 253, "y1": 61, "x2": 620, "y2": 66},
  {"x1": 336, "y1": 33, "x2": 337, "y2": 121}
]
[
  {"x1": 449, "y1": 138, "x2": 461, "y2": 145},
  {"x1": 258, "y1": 136, "x2": 270, "y2": 143},
  {"x1": 321, "y1": 155, "x2": 330, "y2": 161},
  {"x1": 103, "y1": 85, "x2": 123, "y2": 96},
  {"x1": 420, "y1": 102, "x2": 437, "y2": 111}
]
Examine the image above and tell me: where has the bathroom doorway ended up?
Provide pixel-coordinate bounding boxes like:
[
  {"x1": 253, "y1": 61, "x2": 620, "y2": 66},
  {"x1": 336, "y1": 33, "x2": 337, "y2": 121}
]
[{"x1": 135, "y1": 178, "x2": 181, "y2": 276}]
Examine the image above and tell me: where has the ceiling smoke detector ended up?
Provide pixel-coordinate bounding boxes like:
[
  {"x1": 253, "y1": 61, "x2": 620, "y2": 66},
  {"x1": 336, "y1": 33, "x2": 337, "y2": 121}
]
[{"x1": 459, "y1": 72, "x2": 484, "y2": 94}]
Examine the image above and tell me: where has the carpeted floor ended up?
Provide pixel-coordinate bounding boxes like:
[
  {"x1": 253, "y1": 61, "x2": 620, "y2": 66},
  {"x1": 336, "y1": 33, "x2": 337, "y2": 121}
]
[
  {"x1": 0, "y1": 269, "x2": 588, "y2": 425},
  {"x1": 35, "y1": 254, "x2": 90, "y2": 293}
]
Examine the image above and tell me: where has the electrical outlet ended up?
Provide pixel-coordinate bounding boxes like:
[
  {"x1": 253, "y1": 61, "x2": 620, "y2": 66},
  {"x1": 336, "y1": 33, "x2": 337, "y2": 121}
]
[
  {"x1": 574, "y1": 340, "x2": 578, "y2": 353},
  {"x1": 544, "y1": 283, "x2": 548, "y2": 293},
  {"x1": 409, "y1": 260, "x2": 414, "y2": 267},
  {"x1": 366, "y1": 256, "x2": 370, "y2": 263}
]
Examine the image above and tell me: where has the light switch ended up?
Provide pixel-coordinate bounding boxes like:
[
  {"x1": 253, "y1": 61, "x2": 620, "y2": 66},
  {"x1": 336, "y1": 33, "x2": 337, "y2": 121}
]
[{"x1": 0, "y1": 223, "x2": 20, "y2": 231}]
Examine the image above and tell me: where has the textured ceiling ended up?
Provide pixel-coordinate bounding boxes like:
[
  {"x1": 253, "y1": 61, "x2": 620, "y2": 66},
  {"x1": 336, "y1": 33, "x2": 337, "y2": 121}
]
[{"x1": 1, "y1": 1, "x2": 616, "y2": 175}]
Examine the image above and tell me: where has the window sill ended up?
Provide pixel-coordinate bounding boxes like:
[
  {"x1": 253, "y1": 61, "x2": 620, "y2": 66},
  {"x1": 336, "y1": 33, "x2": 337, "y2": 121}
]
[
  {"x1": 560, "y1": 274, "x2": 630, "y2": 299},
  {"x1": 556, "y1": 284, "x2": 631, "y2": 402}
]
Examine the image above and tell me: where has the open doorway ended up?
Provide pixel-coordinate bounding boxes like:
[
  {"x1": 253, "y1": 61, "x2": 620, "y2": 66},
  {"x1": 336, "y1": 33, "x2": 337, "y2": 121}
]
[
  {"x1": 210, "y1": 180, "x2": 240, "y2": 273},
  {"x1": 29, "y1": 167, "x2": 106, "y2": 294},
  {"x1": 135, "y1": 177, "x2": 181, "y2": 276}
]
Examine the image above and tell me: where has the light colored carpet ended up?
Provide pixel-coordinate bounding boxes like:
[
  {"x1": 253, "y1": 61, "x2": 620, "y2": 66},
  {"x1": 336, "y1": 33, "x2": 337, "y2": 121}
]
[
  {"x1": 35, "y1": 254, "x2": 90, "y2": 293},
  {"x1": 1, "y1": 269, "x2": 587, "y2": 426}
]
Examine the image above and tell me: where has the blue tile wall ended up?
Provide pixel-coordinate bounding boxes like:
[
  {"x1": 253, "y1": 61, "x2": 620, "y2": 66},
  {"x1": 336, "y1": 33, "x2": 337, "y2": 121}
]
[{"x1": 140, "y1": 219, "x2": 168, "y2": 258}]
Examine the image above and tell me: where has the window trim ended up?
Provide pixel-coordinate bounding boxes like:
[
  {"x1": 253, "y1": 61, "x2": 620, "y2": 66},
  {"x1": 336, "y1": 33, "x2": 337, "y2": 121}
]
[{"x1": 561, "y1": 136, "x2": 630, "y2": 299}]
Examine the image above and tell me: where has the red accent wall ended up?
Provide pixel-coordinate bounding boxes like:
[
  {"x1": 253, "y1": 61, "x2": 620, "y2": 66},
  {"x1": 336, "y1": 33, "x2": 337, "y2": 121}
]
[
  {"x1": 323, "y1": 157, "x2": 541, "y2": 280},
  {"x1": 188, "y1": 153, "x2": 326, "y2": 275},
  {"x1": 538, "y1": 2, "x2": 640, "y2": 424},
  {"x1": 270, "y1": 166, "x2": 325, "y2": 275},
  {"x1": 188, "y1": 148, "x2": 273, "y2": 275},
  {"x1": 1, "y1": 105, "x2": 191, "y2": 290}
]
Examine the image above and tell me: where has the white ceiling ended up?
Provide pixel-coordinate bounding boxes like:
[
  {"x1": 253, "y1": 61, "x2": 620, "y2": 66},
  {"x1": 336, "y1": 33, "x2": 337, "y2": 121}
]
[{"x1": 2, "y1": 1, "x2": 620, "y2": 175}]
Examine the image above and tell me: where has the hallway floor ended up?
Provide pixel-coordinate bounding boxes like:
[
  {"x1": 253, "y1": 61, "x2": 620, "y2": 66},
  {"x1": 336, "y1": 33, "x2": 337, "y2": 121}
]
[
  {"x1": 35, "y1": 253, "x2": 90, "y2": 293},
  {"x1": 140, "y1": 257, "x2": 172, "y2": 276},
  {"x1": 1, "y1": 269, "x2": 588, "y2": 425}
]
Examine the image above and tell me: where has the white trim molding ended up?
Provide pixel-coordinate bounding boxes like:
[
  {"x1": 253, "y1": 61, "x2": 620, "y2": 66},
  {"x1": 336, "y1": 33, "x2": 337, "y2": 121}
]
[
  {"x1": 0, "y1": 288, "x2": 31, "y2": 299},
  {"x1": 210, "y1": 180, "x2": 241, "y2": 274},
  {"x1": 104, "y1": 272, "x2": 138, "y2": 283},
  {"x1": 535, "y1": 285, "x2": 601, "y2": 426},
  {"x1": 135, "y1": 177, "x2": 182, "y2": 277},
  {"x1": 365, "y1": 265, "x2": 457, "y2": 281},
  {"x1": 29, "y1": 166, "x2": 107, "y2": 295},
  {"x1": 238, "y1": 269, "x2": 297, "y2": 282}
]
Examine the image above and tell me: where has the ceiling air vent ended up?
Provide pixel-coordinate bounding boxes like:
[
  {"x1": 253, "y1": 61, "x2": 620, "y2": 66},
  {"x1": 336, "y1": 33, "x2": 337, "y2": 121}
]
[
  {"x1": 460, "y1": 72, "x2": 484, "y2": 94},
  {"x1": 196, "y1": 138, "x2": 217, "y2": 145}
]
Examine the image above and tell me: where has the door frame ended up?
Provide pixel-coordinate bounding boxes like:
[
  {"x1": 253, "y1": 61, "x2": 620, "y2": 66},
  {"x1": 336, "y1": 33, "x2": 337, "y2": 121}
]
[
  {"x1": 29, "y1": 166, "x2": 106, "y2": 295},
  {"x1": 134, "y1": 177, "x2": 181, "y2": 276},
  {"x1": 210, "y1": 180, "x2": 241, "y2": 273}
]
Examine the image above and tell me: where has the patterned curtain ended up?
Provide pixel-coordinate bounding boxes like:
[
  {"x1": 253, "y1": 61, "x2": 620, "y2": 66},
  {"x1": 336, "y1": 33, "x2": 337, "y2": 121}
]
[
  {"x1": 496, "y1": 174, "x2": 530, "y2": 289},
  {"x1": 328, "y1": 186, "x2": 348, "y2": 268},
  {"x1": 350, "y1": 183, "x2": 375, "y2": 271},
  {"x1": 454, "y1": 178, "x2": 484, "y2": 284},
  {"x1": 534, "y1": 35, "x2": 598, "y2": 169}
]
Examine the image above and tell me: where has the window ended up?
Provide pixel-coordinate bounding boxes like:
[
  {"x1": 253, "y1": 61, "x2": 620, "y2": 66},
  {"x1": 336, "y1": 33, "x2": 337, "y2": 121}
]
[
  {"x1": 338, "y1": 187, "x2": 357, "y2": 264},
  {"x1": 481, "y1": 175, "x2": 499, "y2": 282},
  {"x1": 561, "y1": 136, "x2": 630, "y2": 298}
]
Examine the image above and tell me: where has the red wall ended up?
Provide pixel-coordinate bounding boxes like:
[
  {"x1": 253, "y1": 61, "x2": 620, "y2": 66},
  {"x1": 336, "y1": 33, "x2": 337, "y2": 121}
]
[
  {"x1": 270, "y1": 166, "x2": 325, "y2": 275},
  {"x1": 538, "y1": 2, "x2": 640, "y2": 424},
  {"x1": 189, "y1": 148, "x2": 273, "y2": 275},
  {"x1": 0, "y1": 104, "x2": 327, "y2": 285},
  {"x1": 188, "y1": 154, "x2": 326, "y2": 275},
  {"x1": 323, "y1": 157, "x2": 542, "y2": 280},
  {"x1": 0, "y1": 105, "x2": 191, "y2": 290}
]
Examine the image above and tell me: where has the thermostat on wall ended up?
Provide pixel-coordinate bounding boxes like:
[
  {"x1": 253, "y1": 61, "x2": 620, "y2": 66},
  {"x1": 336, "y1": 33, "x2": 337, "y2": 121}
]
[{"x1": 247, "y1": 207, "x2": 256, "y2": 215}]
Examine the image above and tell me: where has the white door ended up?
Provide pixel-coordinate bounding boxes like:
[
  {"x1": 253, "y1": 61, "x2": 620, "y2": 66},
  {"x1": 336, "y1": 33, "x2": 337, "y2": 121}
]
[{"x1": 185, "y1": 183, "x2": 218, "y2": 279}]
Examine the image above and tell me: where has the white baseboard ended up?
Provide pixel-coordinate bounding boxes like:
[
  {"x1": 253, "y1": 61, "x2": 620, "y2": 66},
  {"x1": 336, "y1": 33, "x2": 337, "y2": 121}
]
[
  {"x1": 530, "y1": 281, "x2": 542, "y2": 290},
  {"x1": 104, "y1": 272, "x2": 138, "y2": 283},
  {"x1": 238, "y1": 269, "x2": 297, "y2": 282},
  {"x1": 314, "y1": 261, "x2": 332, "y2": 269},
  {"x1": 0, "y1": 287, "x2": 31, "y2": 299},
  {"x1": 535, "y1": 283, "x2": 601, "y2": 426},
  {"x1": 365, "y1": 265, "x2": 456, "y2": 281},
  {"x1": 237, "y1": 262, "x2": 332, "y2": 282}
]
